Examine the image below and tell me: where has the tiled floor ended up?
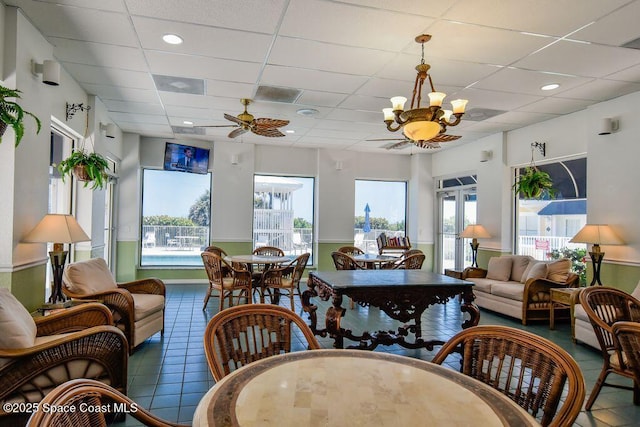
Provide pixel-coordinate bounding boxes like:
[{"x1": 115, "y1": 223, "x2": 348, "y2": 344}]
[{"x1": 122, "y1": 283, "x2": 640, "y2": 426}]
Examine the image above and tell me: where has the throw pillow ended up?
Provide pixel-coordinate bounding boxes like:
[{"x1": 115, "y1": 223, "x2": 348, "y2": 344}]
[
  {"x1": 510, "y1": 255, "x2": 533, "y2": 282},
  {"x1": 0, "y1": 288, "x2": 37, "y2": 349},
  {"x1": 547, "y1": 258, "x2": 572, "y2": 282},
  {"x1": 486, "y1": 257, "x2": 513, "y2": 282},
  {"x1": 526, "y1": 262, "x2": 549, "y2": 281},
  {"x1": 63, "y1": 258, "x2": 118, "y2": 295}
]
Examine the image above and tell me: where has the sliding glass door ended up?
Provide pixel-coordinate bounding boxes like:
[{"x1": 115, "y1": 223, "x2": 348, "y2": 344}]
[{"x1": 437, "y1": 180, "x2": 477, "y2": 272}]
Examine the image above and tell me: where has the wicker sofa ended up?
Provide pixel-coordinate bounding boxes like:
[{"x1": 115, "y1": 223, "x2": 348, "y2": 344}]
[{"x1": 462, "y1": 255, "x2": 579, "y2": 325}]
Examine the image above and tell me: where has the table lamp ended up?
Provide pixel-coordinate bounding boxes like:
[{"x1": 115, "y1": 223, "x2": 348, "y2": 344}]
[
  {"x1": 569, "y1": 224, "x2": 624, "y2": 286},
  {"x1": 23, "y1": 214, "x2": 90, "y2": 304},
  {"x1": 459, "y1": 224, "x2": 491, "y2": 268}
]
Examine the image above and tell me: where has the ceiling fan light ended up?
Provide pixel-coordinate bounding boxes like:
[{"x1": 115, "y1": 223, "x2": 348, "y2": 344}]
[
  {"x1": 382, "y1": 108, "x2": 395, "y2": 121},
  {"x1": 450, "y1": 99, "x2": 468, "y2": 114},
  {"x1": 428, "y1": 92, "x2": 446, "y2": 107},
  {"x1": 390, "y1": 96, "x2": 407, "y2": 111},
  {"x1": 403, "y1": 120, "x2": 441, "y2": 141},
  {"x1": 442, "y1": 109, "x2": 453, "y2": 122}
]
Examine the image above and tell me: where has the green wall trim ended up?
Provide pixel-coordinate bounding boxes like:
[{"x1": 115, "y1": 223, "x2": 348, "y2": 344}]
[
  {"x1": 0, "y1": 265, "x2": 47, "y2": 311},
  {"x1": 116, "y1": 241, "x2": 138, "y2": 282}
]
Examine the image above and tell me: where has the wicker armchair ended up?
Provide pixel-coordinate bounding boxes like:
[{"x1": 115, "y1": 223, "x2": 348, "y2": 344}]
[
  {"x1": 337, "y1": 246, "x2": 364, "y2": 255},
  {"x1": 201, "y1": 251, "x2": 252, "y2": 311},
  {"x1": 26, "y1": 379, "x2": 188, "y2": 427},
  {"x1": 579, "y1": 286, "x2": 640, "y2": 410},
  {"x1": 260, "y1": 253, "x2": 310, "y2": 309},
  {"x1": 612, "y1": 321, "x2": 640, "y2": 408},
  {"x1": 331, "y1": 251, "x2": 365, "y2": 271},
  {"x1": 432, "y1": 325, "x2": 585, "y2": 427},
  {"x1": 0, "y1": 301, "x2": 128, "y2": 427},
  {"x1": 380, "y1": 252, "x2": 425, "y2": 270},
  {"x1": 62, "y1": 258, "x2": 165, "y2": 353},
  {"x1": 204, "y1": 304, "x2": 320, "y2": 381}
]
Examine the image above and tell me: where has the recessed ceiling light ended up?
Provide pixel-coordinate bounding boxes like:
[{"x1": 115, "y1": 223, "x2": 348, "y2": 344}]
[
  {"x1": 296, "y1": 108, "x2": 318, "y2": 116},
  {"x1": 541, "y1": 83, "x2": 560, "y2": 91},
  {"x1": 285, "y1": 130, "x2": 295, "y2": 134},
  {"x1": 183, "y1": 120, "x2": 193, "y2": 125},
  {"x1": 163, "y1": 34, "x2": 183, "y2": 45}
]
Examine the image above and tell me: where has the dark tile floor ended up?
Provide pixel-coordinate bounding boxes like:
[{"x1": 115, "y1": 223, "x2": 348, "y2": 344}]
[{"x1": 121, "y1": 283, "x2": 640, "y2": 426}]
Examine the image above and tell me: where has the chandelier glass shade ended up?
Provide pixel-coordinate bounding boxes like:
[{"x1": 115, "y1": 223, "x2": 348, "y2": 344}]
[{"x1": 383, "y1": 35, "x2": 468, "y2": 143}]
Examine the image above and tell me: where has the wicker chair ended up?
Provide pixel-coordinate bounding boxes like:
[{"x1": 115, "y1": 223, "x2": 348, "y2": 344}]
[
  {"x1": 260, "y1": 253, "x2": 310, "y2": 309},
  {"x1": 612, "y1": 321, "x2": 640, "y2": 407},
  {"x1": 62, "y1": 258, "x2": 165, "y2": 353},
  {"x1": 579, "y1": 286, "x2": 640, "y2": 410},
  {"x1": 331, "y1": 251, "x2": 365, "y2": 271},
  {"x1": 381, "y1": 252, "x2": 425, "y2": 270},
  {"x1": 26, "y1": 379, "x2": 188, "y2": 427},
  {"x1": 204, "y1": 303, "x2": 320, "y2": 381},
  {"x1": 337, "y1": 246, "x2": 364, "y2": 255},
  {"x1": 0, "y1": 298, "x2": 128, "y2": 427},
  {"x1": 432, "y1": 325, "x2": 585, "y2": 427},
  {"x1": 201, "y1": 251, "x2": 252, "y2": 311}
]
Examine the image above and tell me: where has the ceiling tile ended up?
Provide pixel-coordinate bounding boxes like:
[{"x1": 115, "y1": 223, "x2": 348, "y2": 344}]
[
  {"x1": 485, "y1": 111, "x2": 559, "y2": 125},
  {"x1": 472, "y1": 67, "x2": 593, "y2": 96},
  {"x1": 101, "y1": 100, "x2": 166, "y2": 115},
  {"x1": 296, "y1": 91, "x2": 348, "y2": 108},
  {"x1": 260, "y1": 65, "x2": 368, "y2": 93},
  {"x1": 81, "y1": 84, "x2": 161, "y2": 104},
  {"x1": 456, "y1": 87, "x2": 543, "y2": 111},
  {"x1": 516, "y1": 98, "x2": 593, "y2": 115},
  {"x1": 64, "y1": 63, "x2": 155, "y2": 89},
  {"x1": 50, "y1": 38, "x2": 148, "y2": 71},
  {"x1": 553, "y1": 79, "x2": 640, "y2": 101},
  {"x1": 570, "y1": 1, "x2": 640, "y2": 45}
]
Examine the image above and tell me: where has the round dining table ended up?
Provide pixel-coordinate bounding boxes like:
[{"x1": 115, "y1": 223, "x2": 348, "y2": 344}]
[
  {"x1": 192, "y1": 349, "x2": 539, "y2": 427},
  {"x1": 351, "y1": 253, "x2": 400, "y2": 269},
  {"x1": 224, "y1": 254, "x2": 292, "y2": 265}
]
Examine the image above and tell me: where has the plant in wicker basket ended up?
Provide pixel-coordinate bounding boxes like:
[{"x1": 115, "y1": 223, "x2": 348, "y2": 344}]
[
  {"x1": 0, "y1": 84, "x2": 41, "y2": 146},
  {"x1": 512, "y1": 166, "x2": 555, "y2": 199},
  {"x1": 58, "y1": 150, "x2": 110, "y2": 190}
]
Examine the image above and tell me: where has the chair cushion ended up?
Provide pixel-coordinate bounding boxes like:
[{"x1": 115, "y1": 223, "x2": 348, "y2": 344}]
[
  {"x1": 0, "y1": 288, "x2": 37, "y2": 348},
  {"x1": 546, "y1": 258, "x2": 571, "y2": 282},
  {"x1": 486, "y1": 257, "x2": 513, "y2": 282},
  {"x1": 63, "y1": 258, "x2": 117, "y2": 294},
  {"x1": 491, "y1": 282, "x2": 525, "y2": 302},
  {"x1": 526, "y1": 262, "x2": 549, "y2": 281},
  {"x1": 131, "y1": 293, "x2": 165, "y2": 321}
]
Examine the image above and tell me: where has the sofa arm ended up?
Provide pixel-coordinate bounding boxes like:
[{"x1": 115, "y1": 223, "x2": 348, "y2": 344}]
[
  {"x1": 35, "y1": 303, "x2": 113, "y2": 336},
  {"x1": 462, "y1": 267, "x2": 487, "y2": 279},
  {"x1": 118, "y1": 278, "x2": 165, "y2": 296}
]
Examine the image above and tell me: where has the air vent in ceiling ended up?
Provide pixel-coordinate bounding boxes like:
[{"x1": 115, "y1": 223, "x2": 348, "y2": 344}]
[
  {"x1": 463, "y1": 108, "x2": 507, "y2": 121},
  {"x1": 254, "y1": 85, "x2": 301, "y2": 103},
  {"x1": 153, "y1": 75, "x2": 205, "y2": 95},
  {"x1": 172, "y1": 126, "x2": 205, "y2": 135},
  {"x1": 622, "y1": 36, "x2": 640, "y2": 50}
]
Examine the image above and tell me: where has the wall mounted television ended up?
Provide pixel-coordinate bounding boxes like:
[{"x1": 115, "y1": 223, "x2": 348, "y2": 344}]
[{"x1": 163, "y1": 142, "x2": 210, "y2": 174}]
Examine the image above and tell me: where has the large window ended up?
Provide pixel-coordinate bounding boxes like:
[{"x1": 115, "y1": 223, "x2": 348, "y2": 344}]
[
  {"x1": 141, "y1": 169, "x2": 211, "y2": 266},
  {"x1": 354, "y1": 180, "x2": 407, "y2": 254},
  {"x1": 253, "y1": 175, "x2": 315, "y2": 263},
  {"x1": 515, "y1": 157, "x2": 587, "y2": 284}
]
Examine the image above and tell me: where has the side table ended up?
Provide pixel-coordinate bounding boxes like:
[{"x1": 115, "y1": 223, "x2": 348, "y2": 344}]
[
  {"x1": 444, "y1": 269, "x2": 464, "y2": 279},
  {"x1": 549, "y1": 288, "x2": 581, "y2": 338}
]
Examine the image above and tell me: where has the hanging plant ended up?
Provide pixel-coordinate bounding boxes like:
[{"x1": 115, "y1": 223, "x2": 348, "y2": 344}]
[
  {"x1": 512, "y1": 166, "x2": 555, "y2": 199},
  {"x1": 57, "y1": 107, "x2": 110, "y2": 190},
  {"x1": 0, "y1": 85, "x2": 42, "y2": 146}
]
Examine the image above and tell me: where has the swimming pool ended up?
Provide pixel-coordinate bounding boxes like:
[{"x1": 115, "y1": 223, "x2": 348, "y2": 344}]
[{"x1": 141, "y1": 254, "x2": 202, "y2": 267}]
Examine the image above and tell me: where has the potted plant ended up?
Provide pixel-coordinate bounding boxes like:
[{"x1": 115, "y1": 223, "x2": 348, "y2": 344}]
[
  {"x1": 0, "y1": 85, "x2": 41, "y2": 146},
  {"x1": 512, "y1": 166, "x2": 555, "y2": 199},
  {"x1": 57, "y1": 150, "x2": 110, "y2": 190}
]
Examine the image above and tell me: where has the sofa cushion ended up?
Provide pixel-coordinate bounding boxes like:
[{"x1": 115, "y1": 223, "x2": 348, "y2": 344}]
[
  {"x1": 491, "y1": 282, "x2": 525, "y2": 302},
  {"x1": 63, "y1": 258, "x2": 118, "y2": 295},
  {"x1": 526, "y1": 262, "x2": 549, "y2": 281},
  {"x1": 0, "y1": 288, "x2": 37, "y2": 349},
  {"x1": 131, "y1": 293, "x2": 165, "y2": 321},
  {"x1": 547, "y1": 258, "x2": 571, "y2": 282},
  {"x1": 466, "y1": 277, "x2": 494, "y2": 294},
  {"x1": 486, "y1": 257, "x2": 513, "y2": 282},
  {"x1": 506, "y1": 255, "x2": 533, "y2": 282}
]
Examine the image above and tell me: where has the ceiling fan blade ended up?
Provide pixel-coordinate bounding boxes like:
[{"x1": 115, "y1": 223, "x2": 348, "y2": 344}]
[
  {"x1": 367, "y1": 138, "x2": 407, "y2": 142},
  {"x1": 253, "y1": 118, "x2": 289, "y2": 128},
  {"x1": 252, "y1": 127, "x2": 286, "y2": 137},
  {"x1": 428, "y1": 134, "x2": 461, "y2": 143},
  {"x1": 195, "y1": 124, "x2": 239, "y2": 128},
  {"x1": 228, "y1": 127, "x2": 249, "y2": 138},
  {"x1": 385, "y1": 141, "x2": 411, "y2": 150},
  {"x1": 224, "y1": 113, "x2": 248, "y2": 126}
]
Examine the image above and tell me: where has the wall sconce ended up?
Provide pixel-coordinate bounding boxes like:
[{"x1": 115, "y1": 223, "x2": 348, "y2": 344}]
[
  {"x1": 66, "y1": 102, "x2": 91, "y2": 121},
  {"x1": 480, "y1": 150, "x2": 493, "y2": 163},
  {"x1": 335, "y1": 161, "x2": 344, "y2": 171},
  {"x1": 31, "y1": 59, "x2": 60, "y2": 86},
  {"x1": 531, "y1": 141, "x2": 546, "y2": 157},
  {"x1": 230, "y1": 154, "x2": 239, "y2": 165},
  {"x1": 598, "y1": 118, "x2": 619, "y2": 135},
  {"x1": 100, "y1": 122, "x2": 117, "y2": 139}
]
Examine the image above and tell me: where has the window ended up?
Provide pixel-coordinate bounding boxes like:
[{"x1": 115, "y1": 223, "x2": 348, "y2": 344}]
[
  {"x1": 140, "y1": 169, "x2": 211, "y2": 266},
  {"x1": 253, "y1": 175, "x2": 315, "y2": 264},
  {"x1": 354, "y1": 180, "x2": 407, "y2": 254}
]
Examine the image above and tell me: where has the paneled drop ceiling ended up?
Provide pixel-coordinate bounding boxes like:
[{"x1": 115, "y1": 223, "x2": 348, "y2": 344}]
[{"x1": 7, "y1": 0, "x2": 640, "y2": 153}]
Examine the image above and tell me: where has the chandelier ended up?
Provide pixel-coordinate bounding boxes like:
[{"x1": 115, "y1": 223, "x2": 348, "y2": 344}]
[{"x1": 383, "y1": 34, "x2": 468, "y2": 142}]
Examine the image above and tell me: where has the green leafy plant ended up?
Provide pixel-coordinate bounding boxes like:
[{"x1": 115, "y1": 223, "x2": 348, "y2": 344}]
[
  {"x1": 57, "y1": 150, "x2": 110, "y2": 190},
  {"x1": 0, "y1": 85, "x2": 41, "y2": 146},
  {"x1": 547, "y1": 247, "x2": 587, "y2": 286},
  {"x1": 512, "y1": 166, "x2": 555, "y2": 199}
]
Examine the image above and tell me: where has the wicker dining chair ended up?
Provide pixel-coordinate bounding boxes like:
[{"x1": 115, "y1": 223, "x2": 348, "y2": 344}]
[
  {"x1": 432, "y1": 325, "x2": 585, "y2": 427},
  {"x1": 381, "y1": 252, "x2": 425, "y2": 270},
  {"x1": 26, "y1": 379, "x2": 188, "y2": 427},
  {"x1": 612, "y1": 320, "x2": 640, "y2": 406},
  {"x1": 337, "y1": 246, "x2": 365, "y2": 255},
  {"x1": 331, "y1": 251, "x2": 365, "y2": 271},
  {"x1": 201, "y1": 251, "x2": 252, "y2": 311},
  {"x1": 204, "y1": 303, "x2": 320, "y2": 381},
  {"x1": 579, "y1": 286, "x2": 640, "y2": 410},
  {"x1": 260, "y1": 253, "x2": 310, "y2": 309}
]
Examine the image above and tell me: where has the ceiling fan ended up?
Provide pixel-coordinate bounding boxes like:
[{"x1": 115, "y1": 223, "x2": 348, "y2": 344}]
[
  {"x1": 367, "y1": 133, "x2": 461, "y2": 150},
  {"x1": 196, "y1": 98, "x2": 290, "y2": 138}
]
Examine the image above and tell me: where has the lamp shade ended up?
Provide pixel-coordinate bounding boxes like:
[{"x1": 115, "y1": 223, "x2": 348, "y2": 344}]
[
  {"x1": 569, "y1": 224, "x2": 624, "y2": 245},
  {"x1": 23, "y1": 214, "x2": 90, "y2": 244},
  {"x1": 459, "y1": 224, "x2": 491, "y2": 239}
]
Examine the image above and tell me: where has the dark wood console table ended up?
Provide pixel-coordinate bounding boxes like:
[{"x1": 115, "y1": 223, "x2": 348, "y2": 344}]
[{"x1": 301, "y1": 270, "x2": 479, "y2": 350}]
